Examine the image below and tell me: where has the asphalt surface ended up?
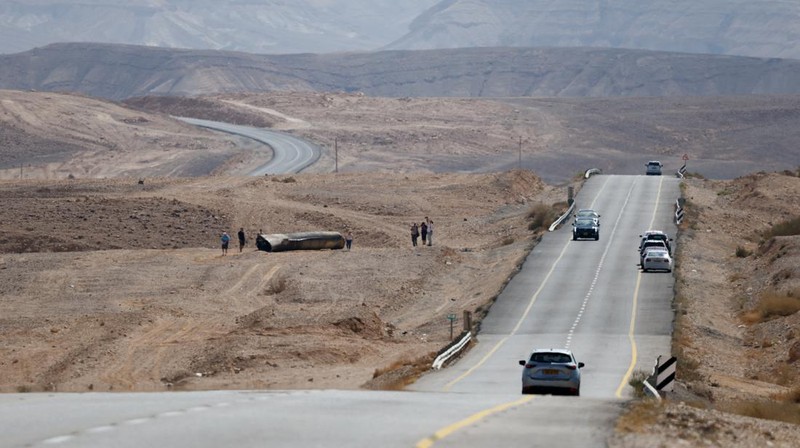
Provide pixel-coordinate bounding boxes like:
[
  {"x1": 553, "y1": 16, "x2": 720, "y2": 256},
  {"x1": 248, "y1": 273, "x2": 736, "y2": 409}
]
[
  {"x1": 1, "y1": 174, "x2": 680, "y2": 448},
  {"x1": 176, "y1": 117, "x2": 322, "y2": 175}
]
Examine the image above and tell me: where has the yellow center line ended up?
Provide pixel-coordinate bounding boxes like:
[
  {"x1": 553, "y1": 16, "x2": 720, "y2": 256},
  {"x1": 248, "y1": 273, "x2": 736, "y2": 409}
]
[
  {"x1": 615, "y1": 176, "x2": 664, "y2": 397},
  {"x1": 414, "y1": 396, "x2": 534, "y2": 448}
]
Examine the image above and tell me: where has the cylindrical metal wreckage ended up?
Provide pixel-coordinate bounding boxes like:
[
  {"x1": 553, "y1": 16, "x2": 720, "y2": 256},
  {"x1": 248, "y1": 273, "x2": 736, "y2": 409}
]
[{"x1": 255, "y1": 232, "x2": 345, "y2": 252}]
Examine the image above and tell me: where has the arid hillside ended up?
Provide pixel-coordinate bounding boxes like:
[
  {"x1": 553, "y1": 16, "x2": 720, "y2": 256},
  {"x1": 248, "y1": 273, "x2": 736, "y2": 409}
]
[
  {"x1": 4, "y1": 44, "x2": 800, "y2": 100},
  {"x1": 128, "y1": 92, "x2": 800, "y2": 182},
  {"x1": 0, "y1": 170, "x2": 562, "y2": 393},
  {"x1": 0, "y1": 90, "x2": 262, "y2": 179},
  {"x1": 0, "y1": 89, "x2": 798, "y2": 446}
]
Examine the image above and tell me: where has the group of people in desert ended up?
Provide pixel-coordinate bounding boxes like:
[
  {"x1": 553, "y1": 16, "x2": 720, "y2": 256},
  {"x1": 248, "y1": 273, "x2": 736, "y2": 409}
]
[{"x1": 410, "y1": 217, "x2": 434, "y2": 247}]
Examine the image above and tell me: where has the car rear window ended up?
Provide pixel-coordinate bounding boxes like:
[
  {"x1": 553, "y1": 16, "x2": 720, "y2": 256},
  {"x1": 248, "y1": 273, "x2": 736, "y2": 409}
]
[{"x1": 531, "y1": 353, "x2": 572, "y2": 363}]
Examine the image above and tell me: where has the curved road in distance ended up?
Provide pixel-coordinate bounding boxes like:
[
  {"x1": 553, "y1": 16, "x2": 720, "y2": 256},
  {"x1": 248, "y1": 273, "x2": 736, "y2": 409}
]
[
  {"x1": 1, "y1": 175, "x2": 680, "y2": 448},
  {"x1": 176, "y1": 117, "x2": 322, "y2": 175}
]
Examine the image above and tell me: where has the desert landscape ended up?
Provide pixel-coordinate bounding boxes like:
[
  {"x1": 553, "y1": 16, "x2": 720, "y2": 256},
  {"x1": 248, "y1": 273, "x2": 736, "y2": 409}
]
[{"x1": 1, "y1": 89, "x2": 799, "y2": 446}]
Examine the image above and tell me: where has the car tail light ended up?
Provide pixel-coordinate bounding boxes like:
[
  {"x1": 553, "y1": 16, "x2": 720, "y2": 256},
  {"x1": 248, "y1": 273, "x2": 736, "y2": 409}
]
[
  {"x1": 525, "y1": 363, "x2": 536, "y2": 369},
  {"x1": 565, "y1": 364, "x2": 577, "y2": 370}
]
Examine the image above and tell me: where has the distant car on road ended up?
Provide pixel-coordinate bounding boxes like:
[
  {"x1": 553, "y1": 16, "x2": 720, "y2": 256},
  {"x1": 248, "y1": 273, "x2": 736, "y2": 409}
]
[
  {"x1": 519, "y1": 348, "x2": 584, "y2": 396},
  {"x1": 574, "y1": 209, "x2": 601, "y2": 224},
  {"x1": 642, "y1": 248, "x2": 673, "y2": 273},
  {"x1": 646, "y1": 161, "x2": 663, "y2": 176},
  {"x1": 573, "y1": 217, "x2": 600, "y2": 240}
]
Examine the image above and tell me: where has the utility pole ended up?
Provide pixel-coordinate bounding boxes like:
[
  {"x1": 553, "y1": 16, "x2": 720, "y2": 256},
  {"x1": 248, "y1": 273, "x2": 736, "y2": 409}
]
[{"x1": 334, "y1": 137, "x2": 338, "y2": 173}]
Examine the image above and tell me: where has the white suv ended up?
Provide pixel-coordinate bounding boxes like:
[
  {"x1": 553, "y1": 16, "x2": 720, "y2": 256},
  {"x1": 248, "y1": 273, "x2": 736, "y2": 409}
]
[{"x1": 646, "y1": 161, "x2": 663, "y2": 175}]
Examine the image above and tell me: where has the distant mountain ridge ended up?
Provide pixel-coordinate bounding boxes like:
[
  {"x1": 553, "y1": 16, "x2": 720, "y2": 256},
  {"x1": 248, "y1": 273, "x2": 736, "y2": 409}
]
[
  {"x1": 2, "y1": 43, "x2": 800, "y2": 100},
  {"x1": 386, "y1": 0, "x2": 800, "y2": 60},
  {"x1": 0, "y1": 0, "x2": 438, "y2": 55},
  {"x1": 1, "y1": 1, "x2": 799, "y2": 60}
]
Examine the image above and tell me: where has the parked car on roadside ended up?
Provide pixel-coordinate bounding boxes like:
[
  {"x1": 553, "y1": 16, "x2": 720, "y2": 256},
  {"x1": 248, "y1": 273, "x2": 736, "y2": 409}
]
[
  {"x1": 646, "y1": 161, "x2": 663, "y2": 175},
  {"x1": 639, "y1": 230, "x2": 673, "y2": 254},
  {"x1": 519, "y1": 348, "x2": 584, "y2": 396},
  {"x1": 639, "y1": 239, "x2": 669, "y2": 265},
  {"x1": 642, "y1": 248, "x2": 673, "y2": 272}
]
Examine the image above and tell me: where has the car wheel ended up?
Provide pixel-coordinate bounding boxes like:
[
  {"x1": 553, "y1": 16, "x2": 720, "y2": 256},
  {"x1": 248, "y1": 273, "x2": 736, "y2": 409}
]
[
  {"x1": 642, "y1": 268, "x2": 648, "y2": 273},
  {"x1": 594, "y1": 235, "x2": 599, "y2": 241},
  {"x1": 572, "y1": 234, "x2": 577, "y2": 241}
]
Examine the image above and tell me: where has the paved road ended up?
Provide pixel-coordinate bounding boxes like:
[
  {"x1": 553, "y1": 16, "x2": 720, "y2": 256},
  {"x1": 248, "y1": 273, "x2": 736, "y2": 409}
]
[
  {"x1": 176, "y1": 117, "x2": 322, "y2": 175},
  {"x1": 1, "y1": 175, "x2": 680, "y2": 448}
]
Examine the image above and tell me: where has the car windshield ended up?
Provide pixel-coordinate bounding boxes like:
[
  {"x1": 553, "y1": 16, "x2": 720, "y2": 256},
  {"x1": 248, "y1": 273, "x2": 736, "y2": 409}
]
[
  {"x1": 646, "y1": 234, "x2": 667, "y2": 241},
  {"x1": 531, "y1": 352, "x2": 572, "y2": 363},
  {"x1": 648, "y1": 162, "x2": 661, "y2": 167},
  {"x1": 577, "y1": 210, "x2": 598, "y2": 217},
  {"x1": 575, "y1": 219, "x2": 595, "y2": 226}
]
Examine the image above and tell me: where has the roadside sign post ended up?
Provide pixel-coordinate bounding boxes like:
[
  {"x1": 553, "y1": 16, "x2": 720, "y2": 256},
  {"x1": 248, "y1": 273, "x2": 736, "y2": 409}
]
[{"x1": 447, "y1": 313, "x2": 457, "y2": 340}]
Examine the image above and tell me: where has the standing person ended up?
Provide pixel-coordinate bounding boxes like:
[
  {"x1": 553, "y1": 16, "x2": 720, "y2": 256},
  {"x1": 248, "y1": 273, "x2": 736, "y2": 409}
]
[
  {"x1": 427, "y1": 219, "x2": 434, "y2": 246},
  {"x1": 220, "y1": 231, "x2": 231, "y2": 256},
  {"x1": 420, "y1": 221, "x2": 428, "y2": 246},
  {"x1": 345, "y1": 230, "x2": 353, "y2": 251},
  {"x1": 237, "y1": 227, "x2": 246, "y2": 253},
  {"x1": 410, "y1": 222, "x2": 419, "y2": 247}
]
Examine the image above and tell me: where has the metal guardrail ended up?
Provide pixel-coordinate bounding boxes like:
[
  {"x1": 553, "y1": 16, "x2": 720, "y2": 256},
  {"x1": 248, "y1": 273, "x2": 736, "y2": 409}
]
[
  {"x1": 548, "y1": 202, "x2": 575, "y2": 232},
  {"x1": 432, "y1": 332, "x2": 472, "y2": 370},
  {"x1": 584, "y1": 168, "x2": 602, "y2": 179}
]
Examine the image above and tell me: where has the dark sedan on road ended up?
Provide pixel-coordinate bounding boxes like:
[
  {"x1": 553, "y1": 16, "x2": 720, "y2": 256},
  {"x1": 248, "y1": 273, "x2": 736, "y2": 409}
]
[{"x1": 573, "y1": 217, "x2": 600, "y2": 240}]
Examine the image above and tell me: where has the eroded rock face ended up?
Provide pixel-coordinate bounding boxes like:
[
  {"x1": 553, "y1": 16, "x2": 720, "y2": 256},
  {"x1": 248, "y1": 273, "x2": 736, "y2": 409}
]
[{"x1": 789, "y1": 340, "x2": 800, "y2": 364}]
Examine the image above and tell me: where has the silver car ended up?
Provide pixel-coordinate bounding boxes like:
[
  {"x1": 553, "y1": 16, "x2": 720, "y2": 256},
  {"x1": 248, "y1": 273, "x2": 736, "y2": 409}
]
[
  {"x1": 642, "y1": 248, "x2": 673, "y2": 272},
  {"x1": 645, "y1": 161, "x2": 663, "y2": 175},
  {"x1": 639, "y1": 239, "x2": 668, "y2": 265},
  {"x1": 519, "y1": 348, "x2": 584, "y2": 396}
]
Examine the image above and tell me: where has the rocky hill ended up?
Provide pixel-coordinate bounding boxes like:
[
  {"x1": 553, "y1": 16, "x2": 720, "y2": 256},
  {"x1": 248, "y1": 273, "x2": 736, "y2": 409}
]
[
  {"x1": 0, "y1": 0, "x2": 437, "y2": 55},
  {"x1": 3, "y1": 43, "x2": 800, "y2": 100}
]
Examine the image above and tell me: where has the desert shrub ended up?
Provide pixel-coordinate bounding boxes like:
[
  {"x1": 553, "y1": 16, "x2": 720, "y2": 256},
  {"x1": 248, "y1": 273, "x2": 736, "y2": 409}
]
[
  {"x1": 502, "y1": 236, "x2": 515, "y2": 246},
  {"x1": 735, "y1": 246, "x2": 751, "y2": 258},
  {"x1": 765, "y1": 216, "x2": 800, "y2": 238},
  {"x1": 742, "y1": 290, "x2": 800, "y2": 323},
  {"x1": 615, "y1": 400, "x2": 663, "y2": 433},
  {"x1": 721, "y1": 399, "x2": 800, "y2": 425},
  {"x1": 628, "y1": 370, "x2": 651, "y2": 398},
  {"x1": 776, "y1": 386, "x2": 800, "y2": 403},
  {"x1": 526, "y1": 203, "x2": 554, "y2": 231}
]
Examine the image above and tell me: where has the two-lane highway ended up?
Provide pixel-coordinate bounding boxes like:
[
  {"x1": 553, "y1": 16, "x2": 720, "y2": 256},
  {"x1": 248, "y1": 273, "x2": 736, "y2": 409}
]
[{"x1": 1, "y1": 174, "x2": 680, "y2": 448}]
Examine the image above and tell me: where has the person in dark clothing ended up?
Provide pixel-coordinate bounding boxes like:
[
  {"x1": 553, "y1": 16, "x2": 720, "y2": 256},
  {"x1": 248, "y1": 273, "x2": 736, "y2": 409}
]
[
  {"x1": 345, "y1": 231, "x2": 353, "y2": 251},
  {"x1": 238, "y1": 228, "x2": 246, "y2": 252},
  {"x1": 411, "y1": 222, "x2": 419, "y2": 246},
  {"x1": 420, "y1": 221, "x2": 428, "y2": 245}
]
